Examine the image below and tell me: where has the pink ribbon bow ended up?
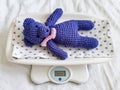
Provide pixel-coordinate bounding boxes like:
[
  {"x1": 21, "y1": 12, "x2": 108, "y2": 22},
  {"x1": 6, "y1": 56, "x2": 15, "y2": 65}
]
[{"x1": 41, "y1": 28, "x2": 56, "y2": 47}]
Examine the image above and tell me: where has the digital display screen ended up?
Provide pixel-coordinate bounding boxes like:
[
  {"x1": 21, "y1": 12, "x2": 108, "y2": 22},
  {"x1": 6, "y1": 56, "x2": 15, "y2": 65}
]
[{"x1": 55, "y1": 71, "x2": 66, "y2": 76}]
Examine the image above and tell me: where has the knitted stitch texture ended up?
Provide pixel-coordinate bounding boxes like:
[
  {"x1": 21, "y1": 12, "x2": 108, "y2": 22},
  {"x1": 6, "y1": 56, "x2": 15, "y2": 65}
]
[{"x1": 23, "y1": 8, "x2": 98, "y2": 60}]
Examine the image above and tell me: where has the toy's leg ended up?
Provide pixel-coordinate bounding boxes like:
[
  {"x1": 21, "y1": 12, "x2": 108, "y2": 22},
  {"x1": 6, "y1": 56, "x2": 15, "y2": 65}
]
[
  {"x1": 75, "y1": 36, "x2": 98, "y2": 49},
  {"x1": 77, "y1": 20, "x2": 94, "y2": 30}
]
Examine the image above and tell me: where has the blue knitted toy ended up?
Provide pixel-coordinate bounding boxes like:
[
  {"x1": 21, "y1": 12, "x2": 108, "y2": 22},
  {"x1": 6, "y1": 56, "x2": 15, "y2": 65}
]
[{"x1": 23, "y1": 8, "x2": 98, "y2": 60}]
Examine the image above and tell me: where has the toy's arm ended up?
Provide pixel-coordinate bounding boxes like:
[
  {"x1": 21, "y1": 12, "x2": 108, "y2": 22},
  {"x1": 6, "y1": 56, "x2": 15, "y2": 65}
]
[
  {"x1": 45, "y1": 8, "x2": 63, "y2": 27},
  {"x1": 47, "y1": 40, "x2": 68, "y2": 60}
]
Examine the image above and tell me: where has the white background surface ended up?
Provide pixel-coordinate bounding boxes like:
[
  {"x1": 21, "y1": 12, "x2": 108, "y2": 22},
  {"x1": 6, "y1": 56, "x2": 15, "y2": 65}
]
[{"x1": 0, "y1": 0, "x2": 120, "y2": 90}]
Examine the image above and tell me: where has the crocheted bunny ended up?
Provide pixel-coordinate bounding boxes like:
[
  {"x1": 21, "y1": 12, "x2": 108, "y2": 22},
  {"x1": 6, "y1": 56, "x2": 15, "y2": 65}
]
[{"x1": 23, "y1": 8, "x2": 98, "y2": 60}]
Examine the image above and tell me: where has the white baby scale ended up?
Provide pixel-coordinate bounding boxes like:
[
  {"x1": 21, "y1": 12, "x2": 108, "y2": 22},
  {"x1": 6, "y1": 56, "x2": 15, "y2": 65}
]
[{"x1": 6, "y1": 13, "x2": 114, "y2": 84}]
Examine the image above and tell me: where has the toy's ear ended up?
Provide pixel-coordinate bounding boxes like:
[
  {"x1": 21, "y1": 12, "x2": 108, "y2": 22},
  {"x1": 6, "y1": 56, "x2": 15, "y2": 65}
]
[{"x1": 23, "y1": 18, "x2": 35, "y2": 29}]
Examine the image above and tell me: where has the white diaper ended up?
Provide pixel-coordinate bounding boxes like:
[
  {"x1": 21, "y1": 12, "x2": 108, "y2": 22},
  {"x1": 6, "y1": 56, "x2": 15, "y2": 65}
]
[{"x1": 6, "y1": 13, "x2": 114, "y2": 65}]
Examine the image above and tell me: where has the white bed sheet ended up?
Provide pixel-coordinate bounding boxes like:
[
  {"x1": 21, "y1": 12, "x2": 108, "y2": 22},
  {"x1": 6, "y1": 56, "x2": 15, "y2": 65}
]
[{"x1": 0, "y1": 0, "x2": 120, "y2": 90}]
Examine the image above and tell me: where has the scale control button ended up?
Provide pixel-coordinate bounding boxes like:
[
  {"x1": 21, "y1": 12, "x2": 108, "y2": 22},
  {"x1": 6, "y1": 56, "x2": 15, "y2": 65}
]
[{"x1": 58, "y1": 78, "x2": 62, "y2": 81}]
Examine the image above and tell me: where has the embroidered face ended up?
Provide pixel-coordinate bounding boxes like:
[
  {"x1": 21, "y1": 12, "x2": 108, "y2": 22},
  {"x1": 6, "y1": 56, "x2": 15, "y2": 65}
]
[{"x1": 23, "y1": 18, "x2": 50, "y2": 44}]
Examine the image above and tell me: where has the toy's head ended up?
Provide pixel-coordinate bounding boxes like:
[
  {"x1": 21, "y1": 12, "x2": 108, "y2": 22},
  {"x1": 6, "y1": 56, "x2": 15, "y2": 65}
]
[{"x1": 23, "y1": 18, "x2": 50, "y2": 45}]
